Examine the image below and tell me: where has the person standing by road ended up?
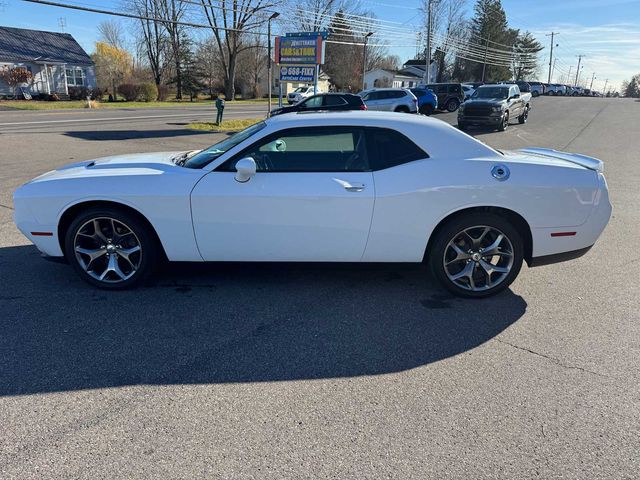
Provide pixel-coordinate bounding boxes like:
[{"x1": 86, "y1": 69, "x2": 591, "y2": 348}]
[{"x1": 215, "y1": 95, "x2": 225, "y2": 125}]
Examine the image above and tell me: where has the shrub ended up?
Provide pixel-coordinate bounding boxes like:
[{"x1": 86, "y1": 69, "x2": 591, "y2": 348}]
[
  {"x1": 139, "y1": 82, "x2": 158, "y2": 102},
  {"x1": 117, "y1": 83, "x2": 140, "y2": 101},
  {"x1": 68, "y1": 87, "x2": 105, "y2": 101},
  {"x1": 157, "y1": 84, "x2": 169, "y2": 101}
]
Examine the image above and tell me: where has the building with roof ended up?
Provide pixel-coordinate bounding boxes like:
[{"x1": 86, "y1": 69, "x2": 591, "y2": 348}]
[
  {"x1": 363, "y1": 60, "x2": 438, "y2": 90},
  {"x1": 0, "y1": 26, "x2": 96, "y2": 98}
]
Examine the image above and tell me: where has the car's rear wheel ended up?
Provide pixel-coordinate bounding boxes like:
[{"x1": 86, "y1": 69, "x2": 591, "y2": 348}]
[
  {"x1": 446, "y1": 99, "x2": 460, "y2": 112},
  {"x1": 457, "y1": 122, "x2": 467, "y2": 130},
  {"x1": 498, "y1": 112, "x2": 509, "y2": 131},
  {"x1": 532, "y1": 91, "x2": 539, "y2": 97},
  {"x1": 64, "y1": 207, "x2": 158, "y2": 289},
  {"x1": 394, "y1": 105, "x2": 410, "y2": 113},
  {"x1": 419, "y1": 104, "x2": 434, "y2": 115},
  {"x1": 518, "y1": 106, "x2": 529, "y2": 124},
  {"x1": 429, "y1": 214, "x2": 524, "y2": 298}
]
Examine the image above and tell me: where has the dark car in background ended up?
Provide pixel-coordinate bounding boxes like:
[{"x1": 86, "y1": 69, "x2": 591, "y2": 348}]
[
  {"x1": 409, "y1": 87, "x2": 438, "y2": 115},
  {"x1": 426, "y1": 83, "x2": 466, "y2": 112},
  {"x1": 270, "y1": 93, "x2": 366, "y2": 116}
]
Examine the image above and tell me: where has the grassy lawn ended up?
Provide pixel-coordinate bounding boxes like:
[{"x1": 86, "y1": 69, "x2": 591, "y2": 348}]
[
  {"x1": 187, "y1": 118, "x2": 263, "y2": 132},
  {"x1": 0, "y1": 97, "x2": 268, "y2": 110}
]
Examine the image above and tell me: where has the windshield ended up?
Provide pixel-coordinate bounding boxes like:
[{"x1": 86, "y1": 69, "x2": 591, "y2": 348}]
[
  {"x1": 294, "y1": 87, "x2": 307, "y2": 93},
  {"x1": 183, "y1": 121, "x2": 267, "y2": 169},
  {"x1": 472, "y1": 87, "x2": 509, "y2": 99}
]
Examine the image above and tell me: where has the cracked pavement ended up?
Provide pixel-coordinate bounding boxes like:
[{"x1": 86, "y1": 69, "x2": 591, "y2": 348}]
[{"x1": 1, "y1": 98, "x2": 639, "y2": 479}]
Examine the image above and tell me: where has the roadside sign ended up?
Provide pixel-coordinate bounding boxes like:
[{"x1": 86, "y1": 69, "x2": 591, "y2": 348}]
[
  {"x1": 279, "y1": 65, "x2": 316, "y2": 83},
  {"x1": 275, "y1": 34, "x2": 325, "y2": 65}
]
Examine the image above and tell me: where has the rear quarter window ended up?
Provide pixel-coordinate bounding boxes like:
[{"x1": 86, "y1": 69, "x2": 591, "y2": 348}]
[{"x1": 366, "y1": 128, "x2": 428, "y2": 171}]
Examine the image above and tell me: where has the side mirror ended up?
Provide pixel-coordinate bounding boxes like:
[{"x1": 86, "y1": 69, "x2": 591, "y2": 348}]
[
  {"x1": 512, "y1": 93, "x2": 520, "y2": 99},
  {"x1": 234, "y1": 157, "x2": 257, "y2": 183}
]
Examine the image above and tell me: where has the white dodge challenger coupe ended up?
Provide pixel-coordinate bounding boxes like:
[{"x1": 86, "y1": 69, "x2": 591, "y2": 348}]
[{"x1": 13, "y1": 111, "x2": 611, "y2": 298}]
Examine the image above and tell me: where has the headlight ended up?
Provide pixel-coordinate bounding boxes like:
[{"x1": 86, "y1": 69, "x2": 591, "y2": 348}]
[{"x1": 491, "y1": 106, "x2": 503, "y2": 113}]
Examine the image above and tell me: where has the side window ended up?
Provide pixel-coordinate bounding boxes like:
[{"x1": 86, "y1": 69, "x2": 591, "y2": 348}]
[
  {"x1": 448, "y1": 84, "x2": 459, "y2": 94},
  {"x1": 225, "y1": 128, "x2": 368, "y2": 172},
  {"x1": 366, "y1": 128, "x2": 428, "y2": 171},
  {"x1": 390, "y1": 91, "x2": 405, "y2": 99},
  {"x1": 365, "y1": 91, "x2": 379, "y2": 101},
  {"x1": 302, "y1": 96, "x2": 323, "y2": 108},
  {"x1": 324, "y1": 95, "x2": 347, "y2": 106}
]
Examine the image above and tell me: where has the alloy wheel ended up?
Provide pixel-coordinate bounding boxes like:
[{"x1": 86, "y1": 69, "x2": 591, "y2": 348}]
[
  {"x1": 443, "y1": 225, "x2": 514, "y2": 292},
  {"x1": 73, "y1": 217, "x2": 142, "y2": 283}
]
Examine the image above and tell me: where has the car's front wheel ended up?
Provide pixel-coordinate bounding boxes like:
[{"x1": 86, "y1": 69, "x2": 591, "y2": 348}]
[
  {"x1": 429, "y1": 213, "x2": 524, "y2": 298},
  {"x1": 498, "y1": 112, "x2": 509, "y2": 131},
  {"x1": 64, "y1": 207, "x2": 158, "y2": 289}
]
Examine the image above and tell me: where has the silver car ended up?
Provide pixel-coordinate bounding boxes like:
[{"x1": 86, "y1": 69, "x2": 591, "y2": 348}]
[{"x1": 359, "y1": 88, "x2": 418, "y2": 113}]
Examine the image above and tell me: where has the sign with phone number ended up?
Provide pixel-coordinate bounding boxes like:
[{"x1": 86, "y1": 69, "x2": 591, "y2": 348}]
[{"x1": 279, "y1": 66, "x2": 316, "y2": 83}]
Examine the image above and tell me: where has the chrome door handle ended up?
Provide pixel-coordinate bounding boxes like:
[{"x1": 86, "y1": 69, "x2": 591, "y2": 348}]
[{"x1": 333, "y1": 178, "x2": 365, "y2": 192}]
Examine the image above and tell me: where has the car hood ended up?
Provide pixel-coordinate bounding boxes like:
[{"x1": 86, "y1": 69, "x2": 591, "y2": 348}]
[
  {"x1": 464, "y1": 98, "x2": 506, "y2": 105},
  {"x1": 26, "y1": 151, "x2": 194, "y2": 184}
]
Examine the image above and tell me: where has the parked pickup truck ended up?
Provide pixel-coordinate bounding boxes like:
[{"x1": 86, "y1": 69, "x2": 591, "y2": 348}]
[{"x1": 457, "y1": 84, "x2": 531, "y2": 132}]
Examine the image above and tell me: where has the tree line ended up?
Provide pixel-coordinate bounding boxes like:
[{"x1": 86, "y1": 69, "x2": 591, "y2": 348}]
[{"x1": 91, "y1": 0, "x2": 545, "y2": 102}]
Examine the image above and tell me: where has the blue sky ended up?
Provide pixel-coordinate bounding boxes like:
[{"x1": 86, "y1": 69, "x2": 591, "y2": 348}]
[{"x1": 2, "y1": 0, "x2": 639, "y2": 91}]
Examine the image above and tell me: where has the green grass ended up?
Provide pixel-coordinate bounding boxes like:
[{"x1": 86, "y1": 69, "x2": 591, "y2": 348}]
[
  {"x1": 0, "y1": 97, "x2": 268, "y2": 110},
  {"x1": 187, "y1": 118, "x2": 263, "y2": 132}
]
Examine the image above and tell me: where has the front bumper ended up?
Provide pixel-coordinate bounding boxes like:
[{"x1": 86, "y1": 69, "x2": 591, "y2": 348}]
[{"x1": 458, "y1": 113, "x2": 503, "y2": 126}]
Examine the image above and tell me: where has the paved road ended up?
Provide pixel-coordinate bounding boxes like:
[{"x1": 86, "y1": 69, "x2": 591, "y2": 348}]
[{"x1": 1, "y1": 97, "x2": 639, "y2": 479}]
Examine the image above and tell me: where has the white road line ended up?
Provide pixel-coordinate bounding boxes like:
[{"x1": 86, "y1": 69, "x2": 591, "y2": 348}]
[{"x1": 0, "y1": 110, "x2": 265, "y2": 127}]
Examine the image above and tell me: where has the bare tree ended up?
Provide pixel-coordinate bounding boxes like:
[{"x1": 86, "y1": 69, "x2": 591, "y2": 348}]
[
  {"x1": 198, "y1": 0, "x2": 279, "y2": 100},
  {"x1": 237, "y1": 33, "x2": 267, "y2": 98},
  {"x1": 158, "y1": 0, "x2": 187, "y2": 99},
  {"x1": 132, "y1": 0, "x2": 168, "y2": 87},
  {"x1": 98, "y1": 20, "x2": 125, "y2": 49},
  {"x1": 289, "y1": 0, "x2": 343, "y2": 32},
  {"x1": 195, "y1": 36, "x2": 222, "y2": 98}
]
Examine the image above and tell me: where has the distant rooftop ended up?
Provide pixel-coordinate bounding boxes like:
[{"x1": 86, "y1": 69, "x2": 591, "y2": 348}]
[{"x1": 0, "y1": 26, "x2": 93, "y2": 65}]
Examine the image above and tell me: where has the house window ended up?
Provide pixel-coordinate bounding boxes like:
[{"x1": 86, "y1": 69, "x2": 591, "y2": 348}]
[{"x1": 66, "y1": 67, "x2": 85, "y2": 87}]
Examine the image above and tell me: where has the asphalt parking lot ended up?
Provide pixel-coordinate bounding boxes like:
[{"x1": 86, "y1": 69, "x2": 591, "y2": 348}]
[{"x1": 1, "y1": 97, "x2": 638, "y2": 479}]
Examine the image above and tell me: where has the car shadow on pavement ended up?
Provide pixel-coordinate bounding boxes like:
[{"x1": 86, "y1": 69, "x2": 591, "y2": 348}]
[
  {"x1": 0, "y1": 245, "x2": 527, "y2": 396},
  {"x1": 63, "y1": 129, "x2": 212, "y2": 141}
]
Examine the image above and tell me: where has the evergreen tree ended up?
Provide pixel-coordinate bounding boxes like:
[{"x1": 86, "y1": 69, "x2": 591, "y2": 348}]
[
  {"x1": 467, "y1": 0, "x2": 517, "y2": 82},
  {"x1": 172, "y1": 35, "x2": 205, "y2": 101},
  {"x1": 324, "y1": 11, "x2": 361, "y2": 91},
  {"x1": 512, "y1": 31, "x2": 543, "y2": 80}
]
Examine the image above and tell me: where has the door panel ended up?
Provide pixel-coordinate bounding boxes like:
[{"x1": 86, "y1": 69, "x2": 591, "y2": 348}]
[{"x1": 191, "y1": 171, "x2": 375, "y2": 261}]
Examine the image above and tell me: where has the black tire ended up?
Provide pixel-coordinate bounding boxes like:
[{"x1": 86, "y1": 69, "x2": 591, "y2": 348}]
[
  {"x1": 64, "y1": 206, "x2": 159, "y2": 289},
  {"x1": 419, "y1": 104, "x2": 434, "y2": 115},
  {"x1": 532, "y1": 90, "x2": 539, "y2": 97},
  {"x1": 518, "y1": 106, "x2": 529, "y2": 124},
  {"x1": 394, "y1": 105, "x2": 410, "y2": 113},
  {"x1": 497, "y1": 111, "x2": 509, "y2": 131},
  {"x1": 428, "y1": 213, "x2": 524, "y2": 298},
  {"x1": 457, "y1": 122, "x2": 467, "y2": 130},
  {"x1": 446, "y1": 98, "x2": 460, "y2": 112}
]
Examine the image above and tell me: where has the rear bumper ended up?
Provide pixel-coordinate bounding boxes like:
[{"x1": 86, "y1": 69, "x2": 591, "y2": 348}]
[{"x1": 528, "y1": 246, "x2": 592, "y2": 267}]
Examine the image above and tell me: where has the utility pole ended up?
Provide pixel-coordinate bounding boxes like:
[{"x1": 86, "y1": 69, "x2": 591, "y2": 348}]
[
  {"x1": 575, "y1": 55, "x2": 584, "y2": 85},
  {"x1": 481, "y1": 33, "x2": 490, "y2": 82},
  {"x1": 603, "y1": 78, "x2": 608, "y2": 96},
  {"x1": 589, "y1": 72, "x2": 596, "y2": 90},
  {"x1": 567, "y1": 65, "x2": 573, "y2": 85},
  {"x1": 424, "y1": 0, "x2": 433, "y2": 84},
  {"x1": 267, "y1": 12, "x2": 280, "y2": 117},
  {"x1": 546, "y1": 32, "x2": 559, "y2": 84}
]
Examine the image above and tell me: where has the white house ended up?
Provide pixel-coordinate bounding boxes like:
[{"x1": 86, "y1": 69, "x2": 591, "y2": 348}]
[
  {"x1": 0, "y1": 26, "x2": 96, "y2": 98},
  {"x1": 364, "y1": 60, "x2": 438, "y2": 90}
]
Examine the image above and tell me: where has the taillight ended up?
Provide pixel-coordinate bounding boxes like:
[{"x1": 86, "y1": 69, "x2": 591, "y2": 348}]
[{"x1": 359, "y1": 104, "x2": 368, "y2": 110}]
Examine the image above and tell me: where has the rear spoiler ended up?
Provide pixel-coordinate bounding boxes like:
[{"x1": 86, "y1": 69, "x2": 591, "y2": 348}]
[{"x1": 519, "y1": 147, "x2": 604, "y2": 172}]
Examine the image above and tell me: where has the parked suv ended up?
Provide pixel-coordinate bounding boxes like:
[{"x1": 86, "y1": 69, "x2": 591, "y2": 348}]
[
  {"x1": 271, "y1": 93, "x2": 366, "y2": 116},
  {"x1": 527, "y1": 81, "x2": 544, "y2": 97},
  {"x1": 409, "y1": 87, "x2": 438, "y2": 115},
  {"x1": 359, "y1": 88, "x2": 418, "y2": 113},
  {"x1": 287, "y1": 86, "x2": 324, "y2": 104},
  {"x1": 426, "y1": 83, "x2": 465, "y2": 112}
]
